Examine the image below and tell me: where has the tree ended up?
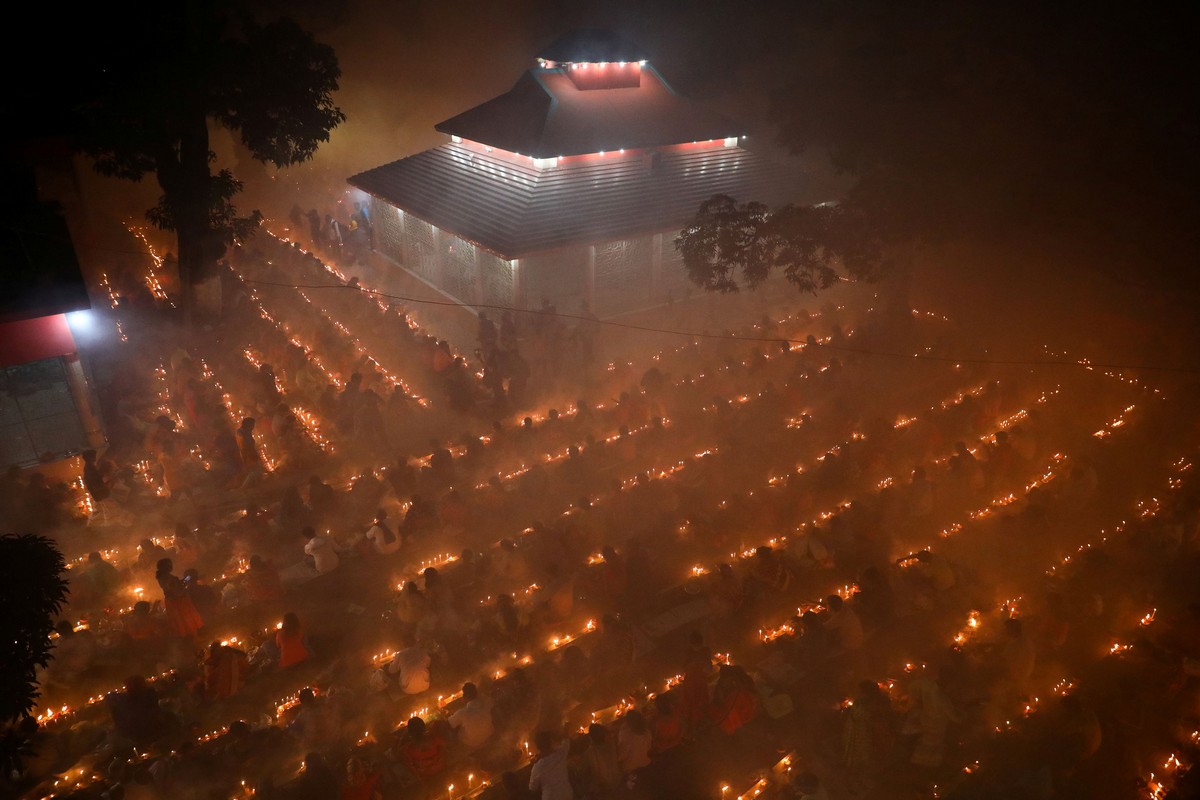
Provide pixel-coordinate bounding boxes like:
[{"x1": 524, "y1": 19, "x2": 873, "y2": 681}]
[
  {"x1": 675, "y1": 194, "x2": 888, "y2": 294},
  {"x1": 0, "y1": 535, "x2": 68, "y2": 776},
  {"x1": 75, "y1": 1, "x2": 345, "y2": 322}
]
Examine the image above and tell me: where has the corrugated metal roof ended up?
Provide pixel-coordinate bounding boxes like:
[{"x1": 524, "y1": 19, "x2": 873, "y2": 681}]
[
  {"x1": 348, "y1": 141, "x2": 804, "y2": 259},
  {"x1": 435, "y1": 67, "x2": 739, "y2": 158}
]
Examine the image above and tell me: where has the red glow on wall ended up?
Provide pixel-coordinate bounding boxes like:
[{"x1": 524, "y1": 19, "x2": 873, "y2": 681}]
[{"x1": 0, "y1": 314, "x2": 77, "y2": 368}]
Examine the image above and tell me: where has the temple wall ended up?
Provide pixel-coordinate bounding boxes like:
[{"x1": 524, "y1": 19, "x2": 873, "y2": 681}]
[
  {"x1": 371, "y1": 198, "x2": 697, "y2": 318},
  {"x1": 372, "y1": 199, "x2": 515, "y2": 310}
]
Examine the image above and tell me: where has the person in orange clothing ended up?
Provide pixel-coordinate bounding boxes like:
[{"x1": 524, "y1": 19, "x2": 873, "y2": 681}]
[
  {"x1": 276, "y1": 612, "x2": 313, "y2": 669},
  {"x1": 244, "y1": 555, "x2": 284, "y2": 605},
  {"x1": 203, "y1": 641, "x2": 249, "y2": 700},
  {"x1": 125, "y1": 601, "x2": 164, "y2": 641},
  {"x1": 156, "y1": 558, "x2": 204, "y2": 638},
  {"x1": 649, "y1": 693, "x2": 685, "y2": 755},
  {"x1": 709, "y1": 665, "x2": 757, "y2": 735},
  {"x1": 678, "y1": 630, "x2": 713, "y2": 730},
  {"x1": 398, "y1": 716, "x2": 447, "y2": 782},
  {"x1": 341, "y1": 755, "x2": 383, "y2": 800}
]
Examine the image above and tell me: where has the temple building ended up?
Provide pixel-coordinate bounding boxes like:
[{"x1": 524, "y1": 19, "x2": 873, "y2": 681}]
[{"x1": 349, "y1": 30, "x2": 804, "y2": 318}]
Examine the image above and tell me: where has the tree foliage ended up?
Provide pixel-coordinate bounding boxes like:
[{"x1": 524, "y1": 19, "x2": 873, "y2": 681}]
[
  {"x1": 675, "y1": 195, "x2": 886, "y2": 294},
  {"x1": 75, "y1": 2, "x2": 344, "y2": 302},
  {"x1": 0, "y1": 534, "x2": 68, "y2": 774}
]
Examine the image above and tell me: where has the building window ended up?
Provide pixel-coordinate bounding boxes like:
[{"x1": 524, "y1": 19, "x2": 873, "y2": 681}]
[{"x1": 0, "y1": 357, "x2": 87, "y2": 467}]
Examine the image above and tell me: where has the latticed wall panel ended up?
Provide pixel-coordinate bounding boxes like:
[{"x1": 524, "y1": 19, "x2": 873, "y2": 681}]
[
  {"x1": 479, "y1": 251, "x2": 514, "y2": 308},
  {"x1": 659, "y1": 236, "x2": 696, "y2": 302},
  {"x1": 593, "y1": 236, "x2": 653, "y2": 317},
  {"x1": 403, "y1": 217, "x2": 439, "y2": 284},
  {"x1": 371, "y1": 199, "x2": 404, "y2": 266},
  {"x1": 523, "y1": 247, "x2": 588, "y2": 313},
  {"x1": 440, "y1": 234, "x2": 478, "y2": 305}
]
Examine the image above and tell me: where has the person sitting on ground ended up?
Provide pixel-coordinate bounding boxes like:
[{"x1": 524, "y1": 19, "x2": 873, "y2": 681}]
[
  {"x1": 341, "y1": 755, "x2": 383, "y2": 800},
  {"x1": 365, "y1": 508, "x2": 400, "y2": 556},
  {"x1": 709, "y1": 665, "x2": 757, "y2": 735},
  {"x1": 823, "y1": 594, "x2": 865, "y2": 652},
  {"x1": 302, "y1": 526, "x2": 339, "y2": 575},
  {"x1": 529, "y1": 730, "x2": 572, "y2": 800},
  {"x1": 616, "y1": 709, "x2": 652, "y2": 781},
  {"x1": 649, "y1": 693, "x2": 685, "y2": 755},
  {"x1": 202, "y1": 641, "x2": 249, "y2": 700},
  {"x1": 388, "y1": 633, "x2": 432, "y2": 695},
  {"x1": 276, "y1": 612, "x2": 313, "y2": 669},
  {"x1": 80, "y1": 551, "x2": 121, "y2": 602},
  {"x1": 399, "y1": 716, "x2": 448, "y2": 782},
  {"x1": 580, "y1": 724, "x2": 622, "y2": 797},
  {"x1": 448, "y1": 681, "x2": 494, "y2": 753},
  {"x1": 244, "y1": 555, "x2": 284, "y2": 604}
]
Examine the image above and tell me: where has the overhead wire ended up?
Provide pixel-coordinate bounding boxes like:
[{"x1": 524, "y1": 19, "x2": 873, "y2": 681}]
[{"x1": 237, "y1": 277, "x2": 1200, "y2": 376}]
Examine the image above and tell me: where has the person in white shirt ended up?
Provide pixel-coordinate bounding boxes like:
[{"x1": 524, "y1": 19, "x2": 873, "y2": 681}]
[
  {"x1": 448, "y1": 682, "x2": 494, "y2": 751},
  {"x1": 823, "y1": 594, "x2": 864, "y2": 651},
  {"x1": 529, "y1": 731, "x2": 572, "y2": 800},
  {"x1": 365, "y1": 509, "x2": 400, "y2": 555},
  {"x1": 616, "y1": 710, "x2": 652, "y2": 776},
  {"x1": 302, "y1": 526, "x2": 339, "y2": 575},
  {"x1": 388, "y1": 638, "x2": 431, "y2": 695}
]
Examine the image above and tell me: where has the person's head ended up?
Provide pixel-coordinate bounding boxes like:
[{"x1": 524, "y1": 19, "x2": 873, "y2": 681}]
[
  {"x1": 88, "y1": 551, "x2": 104, "y2": 564},
  {"x1": 403, "y1": 580, "x2": 421, "y2": 596},
  {"x1": 534, "y1": 730, "x2": 555, "y2": 754},
  {"x1": 298, "y1": 688, "x2": 316, "y2": 706},
  {"x1": 156, "y1": 558, "x2": 173, "y2": 577},
  {"x1": 462, "y1": 682, "x2": 478, "y2": 702},
  {"x1": 407, "y1": 716, "x2": 426, "y2": 739},
  {"x1": 602, "y1": 544, "x2": 617, "y2": 560},
  {"x1": 282, "y1": 612, "x2": 301, "y2": 636},
  {"x1": 374, "y1": 508, "x2": 387, "y2": 523},
  {"x1": 856, "y1": 679, "x2": 883, "y2": 703},
  {"x1": 1005, "y1": 617, "x2": 1023, "y2": 638},
  {"x1": 623, "y1": 709, "x2": 647, "y2": 734},
  {"x1": 133, "y1": 601, "x2": 151, "y2": 617},
  {"x1": 654, "y1": 692, "x2": 675, "y2": 716},
  {"x1": 249, "y1": 554, "x2": 267, "y2": 570},
  {"x1": 587, "y1": 723, "x2": 609, "y2": 744},
  {"x1": 82, "y1": 449, "x2": 97, "y2": 464},
  {"x1": 240, "y1": 417, "x2": 255, "y2": 432},
  {"x1": 301, "y1": 526, "x2": 316, "y2": 540},
  {"x1": 795, "y1": 772, "x2": 821, "y2": 793},
  {"x1": 825, "y1": 594, "x2": 844, "y2": 612},
  {"x1": 54, "y1": 619, "x2": 74, "y2": 637}
]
